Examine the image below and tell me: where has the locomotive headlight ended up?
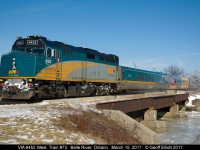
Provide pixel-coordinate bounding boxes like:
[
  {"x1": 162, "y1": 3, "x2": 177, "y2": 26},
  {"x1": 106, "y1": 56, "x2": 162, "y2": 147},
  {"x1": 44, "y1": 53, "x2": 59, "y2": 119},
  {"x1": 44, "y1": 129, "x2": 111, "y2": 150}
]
[
  {"x1": 27, "y1": 78, "x2": 33, "y2": 87},
  {"x1": 0, "y1": 79, "x2": 3, "y2": 82}
]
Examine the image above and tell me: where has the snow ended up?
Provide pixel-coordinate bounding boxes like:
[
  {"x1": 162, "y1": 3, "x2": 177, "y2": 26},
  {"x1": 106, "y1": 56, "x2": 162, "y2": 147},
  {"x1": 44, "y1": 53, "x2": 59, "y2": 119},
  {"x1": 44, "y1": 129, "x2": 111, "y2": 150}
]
[
  {"x1": 0, "y1": 98, "x2": 103, "y2": 144},
  {"x1": 41, "y1": 139, "x2": 54, "y2": 143},
  {"x1": 187, "y1": 111, "x2": 200, "y2": 118},
  {"x1": 0, "y1": 139, "x2": 19, "y2": 144},
  {"x1": 0, "y1": 106, "x2": 32, "y2": 118},
  {"x1": 80, "y1": 101, "x2": 102, "y2": 113},
  {"x1": 66, "y1": 101, "x2": 102, "y2": 114},
  {"x1": 185, "y1": 93, "x2": 200, "y2": 107},
  {"x1": 15, "y1": 135, "x2": 30, "y2": 140}
]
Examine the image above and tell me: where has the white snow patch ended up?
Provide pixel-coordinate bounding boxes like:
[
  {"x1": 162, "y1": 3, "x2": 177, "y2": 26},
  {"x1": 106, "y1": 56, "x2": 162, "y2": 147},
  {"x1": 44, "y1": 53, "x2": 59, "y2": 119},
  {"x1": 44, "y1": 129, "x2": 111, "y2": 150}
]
[
  {"x1": 0, "y1": 107, "x2": 32, "y2": 118},
  {"x1": 88, "y1": 107, "x2": 102, "y2": 114},
  {"x1": 195, "y1": 94, "x2": 200, "y2": 99},
  {"x1": 68, "y1": 103, "x2": 80, "y2": 109},
  {"x1": 85, "y1": 138, "x2": 96, "y2": 144},
  {"x1": 15, "y1": 135, "x2": 31, "y2": 140},
  {"x1": 78, "y1": 134, "x2": 96, "y2": 144},
  {"x1": 59, "y1": 130, "x2": 66, "y2": 134},
  {"x1": 41, "y1": 139, "x2": 54, "y2": 143},
  {"x1": 80, "y1": 102, "x2": 102, "y2": 113},
  {"x1": 70, "y1": 132, "x2": 79, "y2": 139},
  {"x1": 39, "y1": 101, "x2": 50, "y2": 105},
  {"x1": 65, "y1": 138, "x2": 73, "y2": 143},
  {"x1": 0, "y1": 139, "x2": 19, "y2": 144},
  {"x1": 34, "y1": 118, "x2": 50, "y2": 125},
  {"x1": 187, "y1": 111, "x2": 200, "y2": 118},
  {"x1": 68, "y1": 101, "x2": 102, "y2": 113},
  {"x1": 65, "y1": 111, "x2": 82, "y2": 116},
  {"x1": 186, "y1": 94, "x2": 200, "y2": 107},
  {"x1": 40, "y1": 134, "x2": 45, "y2": 138}
]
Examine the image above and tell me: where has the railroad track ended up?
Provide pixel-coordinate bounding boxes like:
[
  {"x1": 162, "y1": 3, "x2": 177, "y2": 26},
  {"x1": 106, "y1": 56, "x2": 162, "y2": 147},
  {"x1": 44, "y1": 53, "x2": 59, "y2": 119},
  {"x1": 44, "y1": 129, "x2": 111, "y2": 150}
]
[
  {"x1": 0, "y1": 98, "x2": 39, "y2": 105},
  {"x1": 0, "y1": 91, "x2": 179, "y2": 106}
]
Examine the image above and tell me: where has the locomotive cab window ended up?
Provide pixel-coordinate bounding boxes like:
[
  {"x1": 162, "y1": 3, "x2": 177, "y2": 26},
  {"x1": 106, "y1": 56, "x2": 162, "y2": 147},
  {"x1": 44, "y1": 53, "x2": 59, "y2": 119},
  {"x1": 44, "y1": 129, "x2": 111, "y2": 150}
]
[
  {"x1": 12, "y1": 39, "x2": 45, "y2": 55},
  {"x1": 47, "y1": 48, "x2": 56, "y2": 58}
]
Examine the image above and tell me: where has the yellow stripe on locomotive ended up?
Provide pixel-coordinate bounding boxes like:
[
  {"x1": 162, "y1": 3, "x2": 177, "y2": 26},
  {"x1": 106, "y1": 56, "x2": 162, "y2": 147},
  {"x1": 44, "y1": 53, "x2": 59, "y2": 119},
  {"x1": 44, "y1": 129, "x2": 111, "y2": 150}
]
[{"x1": 35, "y1": 61, "x2": 117, "y2": 83}]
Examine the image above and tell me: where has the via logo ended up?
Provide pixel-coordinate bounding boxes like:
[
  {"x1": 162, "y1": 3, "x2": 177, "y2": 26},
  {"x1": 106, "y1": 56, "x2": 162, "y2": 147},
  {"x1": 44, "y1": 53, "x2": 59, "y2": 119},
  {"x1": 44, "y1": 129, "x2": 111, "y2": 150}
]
[{"x1": 12, "y1": 58, "x2": 16, "y2": 69}]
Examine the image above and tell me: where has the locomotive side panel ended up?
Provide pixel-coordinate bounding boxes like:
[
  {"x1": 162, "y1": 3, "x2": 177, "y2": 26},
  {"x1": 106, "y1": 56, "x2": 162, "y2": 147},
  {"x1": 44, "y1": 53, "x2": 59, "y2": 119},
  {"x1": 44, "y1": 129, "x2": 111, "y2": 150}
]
[
  {"x1": 36, "y1": 60, "x2": 118, "y2": 83},
  {"x1": 60, "y1": 49, "x2": 118, "y2": 83},
  {"x1": 66, "y1": 61, "x2": 117, "y2": 83}
]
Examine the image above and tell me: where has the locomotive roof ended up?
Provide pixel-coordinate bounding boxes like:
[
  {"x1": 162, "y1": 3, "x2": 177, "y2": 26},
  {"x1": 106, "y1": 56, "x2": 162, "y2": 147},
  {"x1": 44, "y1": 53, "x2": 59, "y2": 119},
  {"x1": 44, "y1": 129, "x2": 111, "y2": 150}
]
[
  {"x1": 121, "y1": 66, "x2": 166, "y2": 75},
  {"x1": 22, "y1": 35, "x2": 119, "y2": 59},
  {"x1": 49, "y1": 41, "x2": 119, "y2": 59}
]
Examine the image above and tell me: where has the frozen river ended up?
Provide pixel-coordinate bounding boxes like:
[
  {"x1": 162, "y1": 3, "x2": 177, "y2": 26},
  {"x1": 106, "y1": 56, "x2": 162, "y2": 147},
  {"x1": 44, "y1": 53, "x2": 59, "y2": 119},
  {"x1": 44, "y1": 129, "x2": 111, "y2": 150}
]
[
  {"x1": 159, "y1": 93, "x2": 200, "y2": 144},
  {"x1": 158, "y1": 111, "x2": 200, "y2": 144}
]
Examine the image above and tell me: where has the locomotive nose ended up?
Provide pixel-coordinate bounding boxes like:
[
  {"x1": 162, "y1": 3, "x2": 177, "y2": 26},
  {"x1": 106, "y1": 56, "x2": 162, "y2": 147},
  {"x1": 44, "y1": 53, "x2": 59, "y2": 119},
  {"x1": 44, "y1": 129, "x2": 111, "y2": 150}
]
[{"x1": 1, "y1": 52, "x2": 36, "y2": 77}]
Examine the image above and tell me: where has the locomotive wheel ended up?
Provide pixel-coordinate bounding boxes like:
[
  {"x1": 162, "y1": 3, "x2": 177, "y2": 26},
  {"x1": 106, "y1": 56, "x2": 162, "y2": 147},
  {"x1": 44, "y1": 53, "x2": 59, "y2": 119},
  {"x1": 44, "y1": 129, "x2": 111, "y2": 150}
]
[
  {"x1": 37, "y1": 85, "x2": 46, "y2": 99},
  {"x1": 57, "y1": 86, "x2": 68, "y2": 98},
  {"x1": 37, "y1": 85, "x2": 54, "y2": 99}
]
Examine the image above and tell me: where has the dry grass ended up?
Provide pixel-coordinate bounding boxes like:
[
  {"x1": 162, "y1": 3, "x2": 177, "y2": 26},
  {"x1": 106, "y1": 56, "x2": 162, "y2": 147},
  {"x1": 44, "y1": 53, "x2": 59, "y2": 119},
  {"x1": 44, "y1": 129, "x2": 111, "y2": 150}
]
[
  {"x1": 56, "y1": 110, "x2": 140, "y2": 144},
  {"x1": 0, "y1": 102, "x2": 140, "y2": 144}
]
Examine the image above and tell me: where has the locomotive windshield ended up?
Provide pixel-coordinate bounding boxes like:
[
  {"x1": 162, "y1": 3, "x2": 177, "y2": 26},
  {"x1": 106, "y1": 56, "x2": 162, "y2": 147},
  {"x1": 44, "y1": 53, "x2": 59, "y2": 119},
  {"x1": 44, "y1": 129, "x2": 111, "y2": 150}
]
[{"x1": 12, "y1": 39, "x2": 45, "y2": 55}]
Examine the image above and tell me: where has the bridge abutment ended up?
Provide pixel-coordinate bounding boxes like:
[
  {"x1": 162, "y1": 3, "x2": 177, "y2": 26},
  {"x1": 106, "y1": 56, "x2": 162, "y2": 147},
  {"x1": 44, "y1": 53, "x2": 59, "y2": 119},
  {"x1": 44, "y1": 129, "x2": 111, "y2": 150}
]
[{"x1": 101, "y1": 109, "x2": 159, "y2": 144}]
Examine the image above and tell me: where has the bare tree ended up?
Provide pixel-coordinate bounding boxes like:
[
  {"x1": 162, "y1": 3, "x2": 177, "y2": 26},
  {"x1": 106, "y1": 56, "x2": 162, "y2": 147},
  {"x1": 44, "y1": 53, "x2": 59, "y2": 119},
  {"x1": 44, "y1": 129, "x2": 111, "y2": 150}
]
[
  {"x1": 189, "y1": 71, "x2": 200, "y2": 89},
  {"x1": 164, "y1": 65, "x2": 185, "y2": 76}
]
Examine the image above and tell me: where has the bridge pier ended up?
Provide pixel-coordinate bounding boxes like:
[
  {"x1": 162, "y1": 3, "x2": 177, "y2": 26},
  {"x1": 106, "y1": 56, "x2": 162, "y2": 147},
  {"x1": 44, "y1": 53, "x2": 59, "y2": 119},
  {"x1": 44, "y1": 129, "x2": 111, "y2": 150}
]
[
  {"x1": 162, "y1": 103, "x2": 188, "y2": 119},
  {"x1": 140, "y1": 108, "x2": 166, "y2": 132}
]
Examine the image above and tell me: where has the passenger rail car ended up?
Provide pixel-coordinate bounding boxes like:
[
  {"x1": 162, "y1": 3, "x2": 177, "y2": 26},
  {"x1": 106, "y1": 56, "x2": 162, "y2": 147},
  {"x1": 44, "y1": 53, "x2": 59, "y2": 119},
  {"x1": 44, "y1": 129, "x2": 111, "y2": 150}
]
[
  {"x1": 118, "y1": 66, "x2": 169, "y2": 92},
  {"x1": 0, "y1": 35, "x2": 189, "y2": 100},
  {"x1": 181, "y1": 77, "x2": 189, "y2": 89}
]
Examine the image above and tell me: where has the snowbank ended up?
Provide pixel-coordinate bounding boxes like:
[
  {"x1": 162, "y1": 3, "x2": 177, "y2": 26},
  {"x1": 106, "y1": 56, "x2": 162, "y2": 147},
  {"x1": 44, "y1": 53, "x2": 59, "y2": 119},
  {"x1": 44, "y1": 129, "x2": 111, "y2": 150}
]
[{"x1": 186, "y1": 94, "x2": 200, "y2": 107}]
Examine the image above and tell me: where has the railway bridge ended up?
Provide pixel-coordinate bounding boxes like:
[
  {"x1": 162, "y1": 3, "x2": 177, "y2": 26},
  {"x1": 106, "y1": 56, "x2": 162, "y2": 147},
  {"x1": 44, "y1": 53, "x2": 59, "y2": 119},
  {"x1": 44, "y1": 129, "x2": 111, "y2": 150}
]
[
  {"x1": 96, "y1": 92, "x2": 188, "y2": 113},
  {"x1": 40, "y1": 91, "x2": 189, "y2": 144},
  {"x1": 93, "y1": 91, "x2": 189, "y2": 144}
]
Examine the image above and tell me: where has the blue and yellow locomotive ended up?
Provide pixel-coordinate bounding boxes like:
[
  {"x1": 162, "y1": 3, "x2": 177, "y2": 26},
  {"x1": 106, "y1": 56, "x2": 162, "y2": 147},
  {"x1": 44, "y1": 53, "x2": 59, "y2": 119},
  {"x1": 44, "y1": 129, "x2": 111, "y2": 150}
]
[{"x1": 0, "y1": 35, "x2": 189, "y2": 100}]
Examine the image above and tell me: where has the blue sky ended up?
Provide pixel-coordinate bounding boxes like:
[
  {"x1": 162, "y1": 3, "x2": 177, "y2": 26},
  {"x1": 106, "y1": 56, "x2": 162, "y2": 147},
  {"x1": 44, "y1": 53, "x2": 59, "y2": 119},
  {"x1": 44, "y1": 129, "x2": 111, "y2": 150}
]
[{"x1": 0, "y1": 0, "x2": 200, "y2": 73}]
